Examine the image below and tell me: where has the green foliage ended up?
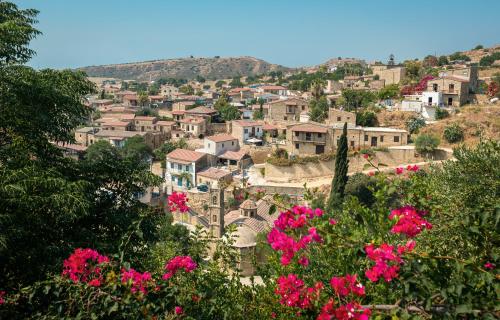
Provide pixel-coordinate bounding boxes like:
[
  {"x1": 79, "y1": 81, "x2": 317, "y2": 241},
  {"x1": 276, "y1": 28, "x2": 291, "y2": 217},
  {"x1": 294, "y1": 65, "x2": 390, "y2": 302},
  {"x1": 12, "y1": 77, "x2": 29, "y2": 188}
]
[
  {"x1": 326, "y1": 123, "x2": 349, "y2": 212},
  {"x1": 340, "y1": 89, "x2": 377, "y2": 111},
  {"x1": 153, "y1": 139, "x2": 188, "y2": 168},
  {"x1": 443, "y1": 123, "x2": 464, "y2": 143},
  {"x1": 479, "y1": 51, "x2": 500, "y2": 66},
  {"x1": 344, "y1": 172, "x2": 376, "y2": 208},
  {"x1": 474, "y1": 44, "x2": 484, "y2": 50},
  {"x1": 121, "y1": 135, "x2": 153, "y2": 161},
  {"x1": 406, "y1": 116, "x2": 426, "y2": 134},
  {"x1": 253, "y1": 109, "x2": 264, "y2": 120},
  {"x1": 377, "y1": 84, "x2": 400, "y2": 100},
  {"x1": 215, "y1": 80, "x2": 226, "y2": 88},
  {"x1": 438, "y1": 55, "x2": 449, "y2": 66},
  {"x1": 415, "y1": 133, "x2": 440, "y2": 154},
  {"x1": 449, "y1": 52, "x2": 471, "y2": 62},
  {"x1": 356, "y1": 110, "x2": 378, "y2": 127},
  {"x1": 214, "y1": 91, "x2": 240, "y2": 121},
  {"x1": 434, "y1": 107, "x2": 449, "y2": 120},
  {"x1": 229, "y1": 76, "x2": 244, "y2": 87},
  {"x1": 308, "y1": 96, "x2": 329, "y2": 122},
  {"x1": 195, "y1": 75, "x2": 205, "y2": 83},
  {"x1": 179, "y1": 84, "x2": 195, "y2": 95},
  {"x1": 134, "y1": 107, "x2": 158, "y2": 117}
]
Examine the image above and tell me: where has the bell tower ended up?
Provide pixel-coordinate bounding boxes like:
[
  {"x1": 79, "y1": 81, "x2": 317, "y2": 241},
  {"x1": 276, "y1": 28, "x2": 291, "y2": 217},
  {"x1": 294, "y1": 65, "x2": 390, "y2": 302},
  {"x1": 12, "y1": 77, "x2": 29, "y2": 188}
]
[{"x1": 209, "y1": 187, "x2": 225, "y2": 238}]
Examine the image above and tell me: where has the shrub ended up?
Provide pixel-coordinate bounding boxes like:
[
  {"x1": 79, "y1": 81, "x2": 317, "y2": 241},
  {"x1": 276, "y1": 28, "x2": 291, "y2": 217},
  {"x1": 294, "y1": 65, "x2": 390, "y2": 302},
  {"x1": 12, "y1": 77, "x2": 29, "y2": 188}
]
[
  {"x1": 415, "y1": 134, "x2": 440, "y2": 154},
  {"x1": 434, "y1": 108, "x2": 449, "y2": 120},
  {"x1": 344, "y1": 173, "x2": 376, "y2": 207},
  {"x1": 356, "y1": 110, "x2": 378, "y2": 127},
  {"x1": 443, "y1": 123, "x2": 464, "y2": 143},
  {"x1": 406, "y1": 116, "x2": 426, "y2": 134}
]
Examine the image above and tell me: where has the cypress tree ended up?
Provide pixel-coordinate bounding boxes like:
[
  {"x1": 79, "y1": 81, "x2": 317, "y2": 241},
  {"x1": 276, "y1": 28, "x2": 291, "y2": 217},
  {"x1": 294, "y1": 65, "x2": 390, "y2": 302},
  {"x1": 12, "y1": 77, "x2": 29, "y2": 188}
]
[{"x1": 326, "y1": 122, "x2": 349, "y2": 212}]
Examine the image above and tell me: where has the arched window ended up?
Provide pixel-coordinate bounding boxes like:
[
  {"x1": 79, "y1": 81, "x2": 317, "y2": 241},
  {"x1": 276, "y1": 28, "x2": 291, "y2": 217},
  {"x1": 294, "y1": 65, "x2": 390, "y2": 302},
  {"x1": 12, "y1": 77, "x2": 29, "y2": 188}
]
[{"x1": 212, "y1": 195, "x2": 217, "y2": 205}]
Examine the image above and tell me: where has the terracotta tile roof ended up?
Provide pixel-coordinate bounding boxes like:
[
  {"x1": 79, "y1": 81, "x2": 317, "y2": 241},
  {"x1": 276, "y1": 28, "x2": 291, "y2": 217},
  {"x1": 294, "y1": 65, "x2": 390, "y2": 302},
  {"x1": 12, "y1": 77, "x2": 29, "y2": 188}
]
[
  {"x1": 123, "y1": 94, "x2": 138, "y2": 100},
  {"x1": 176, "y1": 101, "x2": 196, "y2": 106},
  {"x1": 230, "y1": 87, "x2": 252, "y2": 93},
  {"x1": 267, "y1": 98, "x2": 307, "y2": 105},
  {"x1": 240, "y1": 199, "x2": 257, "y2": 209},
  {"x1": 291, "y1": 124, "x2": 328, "y2": 134},
  {"x1": 119, "y1": 114, "x2": 136, "y2": 120},
  {"x1": 149, "y1": 95, "x2": 164, "y2": 100},
  {"x1": 134, "y1": 116, "x2": 157, "y2": 121},
  {"x1": 180, "y1": 117, "x2": 205, "y2": 124},
  {"x1": 218, "y1": 150, "x2": 248, "y2": 161},
  {"x1": 224, "y1": 196, "x2": 278, "y2": 234},
  {"x1": 167, "y1": 149, "x2": 206, "y2": 163},
  {"x1": 261, "y1": 85, "x2": 286, "y2": 90},
  {"x1": 102, "y1": 121, "x2": 131, "y2": 127},
  {"x1": 206, "y1": 134, "x2": 237, "y2": 143},
  {"x1": 262, "y1": 124, "x2": 278, "y2": 130},
  {"x1": 197, "y1": 167, "x2": 231, "y2": 180},
  {"x1": 233, "y1": 120, "x2": 262, "y2": 127},
  {"x1": 186, "y1": 106, "x2": 217, "y2": 115},
  {"x1": 156, "y1": 121, "x2": 175, "y2": 126},
  {"x1": 172, "y1": 110, "x2": 186, "y2": 115}
]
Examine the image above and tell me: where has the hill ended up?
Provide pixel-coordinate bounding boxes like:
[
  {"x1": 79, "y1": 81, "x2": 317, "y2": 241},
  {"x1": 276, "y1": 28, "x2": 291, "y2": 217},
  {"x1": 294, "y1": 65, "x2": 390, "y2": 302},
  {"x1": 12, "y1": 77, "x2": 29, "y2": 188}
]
[{"x1": 77, "y1": 56, "x2": 292, "y2": 81}]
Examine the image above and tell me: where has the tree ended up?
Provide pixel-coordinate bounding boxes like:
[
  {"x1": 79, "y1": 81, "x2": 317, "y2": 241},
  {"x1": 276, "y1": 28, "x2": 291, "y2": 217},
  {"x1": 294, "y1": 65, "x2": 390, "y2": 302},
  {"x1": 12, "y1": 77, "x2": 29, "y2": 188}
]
[
  {"x1": 135, "y1": 107, "x2": 158, "y2": 117},
  {"x1": 437, "y1": 55, "x2": 449, "y2": 66},
  {"x1": 434, "y1": 108, "x2": 449, "y2": 120},
  {"x1": 217, "y1": 104, "x2": 241, "y2": 121},
  {"x1": 229, "y1": 76, "x2": 244, "y2": 87},
  {"x1": 449, "y1": 52, "x2": 471, "y2": 62},
  {"x1": 474, "y1": 44, "x2": 484, "y2": 50},
  {"x1": 100, "y1": 89, "x2": 105, "y2": 99},
  {"x1": 215, "y1": 80, "x2": 226, "y2": 88},
  {"x1": 179, "y1": 85, "x2": 194, "y2": 95},
  {"x1": 344, "y1": 172, "x2": 376, "y2": 207},
  {"x1": 310, "y1": 79, "x2": 325, "y2": 99},
  {"x1": 480, "y1": 52, "x2": 500, "y2": 67},
  {"x1": 308, "y1": 96, "x2": 329, "y2": 122},
  {"x1": 406, "y1": 116, "x2": 426, "y2": 134},
  {"x1": 356, "y1": 110, "x2": 377, "y2": 127},
  {"x1": 137, "y1": 91, "x2": 149, "y2": 106},
  {"x1": 340, "y1": 89, "x2": 376, "y2": 111},
  {"x1": 415, "y1": 133, "x2": 440, "y2": 154},
  {"x1": 195, "y1": 75, "x2": 205, "y2": 83},
  {"x1": 378, "y1": 84, "x2": 399, "y2": 100},
  {"x1": 404, "y1": 60, "x2": 422, "y2": 82},
  {"x1": 121, "y1": 135, "x2": 153, "y2": 162},
  {"x1": 443, "y1": 123, "x2": 464, "y2": 143},
  {"x1": 422, "y1": 55, "x2": 438, "y2": 68},
  {"x1": 326, "y1": 122, "x2": 349, "y2": 212}
]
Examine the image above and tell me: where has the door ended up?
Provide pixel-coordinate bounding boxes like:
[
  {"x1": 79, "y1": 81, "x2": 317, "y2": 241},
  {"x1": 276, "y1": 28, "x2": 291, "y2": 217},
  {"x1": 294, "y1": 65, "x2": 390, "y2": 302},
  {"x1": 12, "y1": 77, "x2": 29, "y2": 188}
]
[
  {"x1": 428, "y1": 97, "x2": 432, "y2": 106},
  {"x1": 447, "y1": 97, "x2": 453, "y2": 106},
  {"x1": 371, "y1": 136, "x2": 377, "y2": 147},
  {"x1": 315, "y1": 145, "x2": 325, "y2": 154}
]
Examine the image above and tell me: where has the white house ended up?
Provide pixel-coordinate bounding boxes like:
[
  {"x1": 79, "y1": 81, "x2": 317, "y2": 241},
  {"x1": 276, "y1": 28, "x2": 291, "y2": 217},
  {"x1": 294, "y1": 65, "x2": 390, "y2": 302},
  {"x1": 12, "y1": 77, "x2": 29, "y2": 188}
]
[
  {"x1": 200, "y1": 134, "x2": 239, "y2": 156},
  {"x1": 166, "y1": 149, "x2": 207, "y2": 190}
]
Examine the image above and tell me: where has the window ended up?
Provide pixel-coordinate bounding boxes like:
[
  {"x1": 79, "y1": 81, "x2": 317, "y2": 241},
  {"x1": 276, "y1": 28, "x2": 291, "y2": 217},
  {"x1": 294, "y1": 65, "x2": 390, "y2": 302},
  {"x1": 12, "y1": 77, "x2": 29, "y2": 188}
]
[
  {"x1": 284, "y1": 116, "x2": 287, "y2": 121},
  {"x1": 305, "y1": 133, "x2": 311, "y2": 140},
  {"x1": 222, "y1": 143, "x2": 224, "y2": 148},
  {"x1": 302, "y1": 106, "x2": 305, "y2": 111},
  {"x1": 449, "y1": 84, "x2": 454, "y2": 92},
  {"x1": 295, "y1": 143, "x2": 300, "y2": 149},
  {"x1": 317, "y1": 133, "x2": 322, "y2": 138},
  {"x1": 170, "y1": 162, "x2": 174, "y2": 169},
  {"x1": 231, "y1": 141, "x2": 234, "y2": 145},
  {"x1": 337, "y1": 117, "x2": 341, "y2": 121},
  {"x1": 394, "y1": 136, "x2": 399, "y2": 142},
  {"x1": 295, "y1": 131, "x2": 299, "y2": 137},
  {"x1": 212, "y1": 196, "x2": 217, "y2": 205},
  {"x1": 380, "y1": 136, "x2": 384, "y2": 142},
  {"x1": 364, "y1": 135, "x2": 368, "y2": 142},
  {"x1": 213, "y1": 215, "x2": 217, "y2": 222},
  {"x1": 350, "y1": 141, "x2": 355, "y2": 147},
  {"x1": 257, "y1": 128, "x2": 260, "y2": 132},
  {"x1": 244, "y1": 129, "x2": 248, "y2": 134},
  {"x1": 432, "y1": 83, "x2": 438, "y2": 92}
]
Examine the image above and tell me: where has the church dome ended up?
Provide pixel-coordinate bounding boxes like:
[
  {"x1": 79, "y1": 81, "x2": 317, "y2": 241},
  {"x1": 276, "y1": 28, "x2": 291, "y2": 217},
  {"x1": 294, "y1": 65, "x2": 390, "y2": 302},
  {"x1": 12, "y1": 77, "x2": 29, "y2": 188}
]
[{"x1": 240, "y1": 199, "x2": 257, "y2": 210}]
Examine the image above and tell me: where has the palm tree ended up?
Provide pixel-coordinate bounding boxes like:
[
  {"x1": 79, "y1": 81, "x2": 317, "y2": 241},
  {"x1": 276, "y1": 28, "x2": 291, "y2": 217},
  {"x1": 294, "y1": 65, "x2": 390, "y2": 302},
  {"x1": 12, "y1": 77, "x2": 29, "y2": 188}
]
[{"x1": 311, "y1": 79, "x2": 325, "y2": 99}]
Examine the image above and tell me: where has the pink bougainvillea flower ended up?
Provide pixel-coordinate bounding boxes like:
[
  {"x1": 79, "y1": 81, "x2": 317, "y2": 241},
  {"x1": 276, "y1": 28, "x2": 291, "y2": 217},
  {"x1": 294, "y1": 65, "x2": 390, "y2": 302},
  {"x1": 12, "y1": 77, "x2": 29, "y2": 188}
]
[
  {"x1": 162, "y1": 256, "x2": 197, "y2": 280},
  {"x1": 275, "y1": 274, "x2": 322, "y2": 309},
  {"x1": 174, "y1": 306, "x2": 183, "y2": 315},
  {"x1": 62, "y1": 248, "x2": 109, "y2": 286},
  {"x1": 330, "y1": 274, "x2": 365, "y2": 297},
  {"x1": 364, "y1": 241, "x2": 415, "y2": 282},
  {"x1": 121, "y1": 268, "x2": 153, "y2": 294},
  {"x1": 406, "y1": 164, "x2": 419, "y2": 172},
  {"x1": 389, "y1": 206, "x2": 432, "y2": 238},
  {"x1": 484, "y1": 262, "x2": 495, "y2": 270},
  {"x1": 298, "y1": 256, "x2": 309, "y2": 267},
  {"x1": 0, "y1": 291, "x2": 5, "y2": 305},
  {"x1": 362, "y1": 153, "x2": 369, "y2": 159},
  {"x1": 319, "y1": 300, "x2": 371, "y2": 320},
  {"x1": 395, "y1": 167, "x2": 404, "y2": 175},
  {"x1": 168, "y1": 192, "x2": 189, "y2": 213},
  {"x1": 367, "y1": 171, "x2": 375, "y2": 176}
]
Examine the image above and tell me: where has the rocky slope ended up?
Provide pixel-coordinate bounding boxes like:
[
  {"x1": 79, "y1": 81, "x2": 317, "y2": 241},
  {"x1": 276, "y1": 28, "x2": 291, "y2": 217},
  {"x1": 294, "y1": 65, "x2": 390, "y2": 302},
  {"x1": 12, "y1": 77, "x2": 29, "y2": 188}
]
[{"x1": 78, "y1": 56, "x2": 292, "y2": 81}]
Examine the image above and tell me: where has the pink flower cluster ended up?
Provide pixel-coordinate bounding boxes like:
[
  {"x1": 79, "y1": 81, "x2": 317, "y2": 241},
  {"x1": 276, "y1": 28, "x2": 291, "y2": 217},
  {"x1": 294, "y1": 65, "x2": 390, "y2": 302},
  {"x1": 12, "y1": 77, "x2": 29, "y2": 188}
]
[
  {"x1": 395, "y1": 165, "x2": 419, "y2": 175},
  {"x1": 365, "y1": 241, "x2": 415, "y2": 282},
  {"x1": 274, "y1": 206, "x2": 324, "y2": 230},
  {"x1": 168, "y1": 192, "x2": 189, "y2": 213},
  {"x1": 121, "y1": 268, "x2": 153, "y2": 294},
  {"x1": 62, "y1": 248, "x2": 109, "y2": 287},
  {"x1": 318, "y1": 300, "x2": 371, "y2": 320},
  {"x1": 0, "y1": 291, "x2": 5, "y2": 305},
  {"x1": 268, "y1": 227, "x2": 322, "y2": 265},
  {"x1": 389, "y1": 206, "x2": 432, "y2": 238},
  {"x1": 275, "y1": 274, "x2": 323, "y2": 309},
  {"x1": 174, "y1": 306, "x2": 183, "y2": 315},
  {"x1": 330, "y1": 274, "x2": 365, "y2": 297},
  {"x1": 162, "y1": 256, "x2": 197, "y2": 280}
]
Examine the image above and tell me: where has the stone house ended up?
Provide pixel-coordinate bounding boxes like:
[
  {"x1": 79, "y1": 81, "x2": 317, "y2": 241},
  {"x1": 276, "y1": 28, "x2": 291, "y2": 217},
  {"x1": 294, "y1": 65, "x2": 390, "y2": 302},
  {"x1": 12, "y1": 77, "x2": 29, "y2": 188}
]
[
  {"x1": 134, "y1": 116, "x2": 158, "y2": 132},
  {"x1": 286, "y1": 123, "x2": 330, "y2": 155},
  {"x1": 160, "y1": 84, "x2": 179, "y2": 97},
  {"x1": 196, "y1": 167, "x2": 233, "y2": 188},
  {"x1": 101, "y1": 120, "x2": 134, "y2": 132},
  {"x1": 439, "y1": 65, "x2": 478, "y2": 93},
  {"x1": 256, "y1": 85, "x2": 288, "y2": 96},
  {"x1": 265, "y1": 98, "x2": 308, "y2": 122},
  {"x1": 202, "y1": 134, "x2": 239, "y2": 156},
  {"x1": 372, "y1": 65, "x2": 406, "y2": 85},
  {"x1": 327, "y1": 109, "x2": 356, "y2": 125},
  {"x1": 123, "y1": 94, "x2": 138, "y2": 107},
  {"x1": 91, "y1": 130, "x2": 165, "y2": 149},
  {"x1": 427, "y1": 76, "x2": 470, "y2": 106},
  {"x1": 179, "y1": 117, "x2": 207, "y2": 137},
  {"x1": 75, "y1": 127, "x2": 99, "y2": 146},
  {"x1": 230, "y1": 120, "x2": 264, "y2": 145}
]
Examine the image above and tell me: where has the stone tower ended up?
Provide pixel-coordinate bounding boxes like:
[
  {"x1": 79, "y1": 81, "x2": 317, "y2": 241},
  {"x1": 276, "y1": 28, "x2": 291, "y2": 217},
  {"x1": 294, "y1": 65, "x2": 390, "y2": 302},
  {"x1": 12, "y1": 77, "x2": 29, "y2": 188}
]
[{"x1": 209, "y1": 187, "x2": 225, "y2": 238}]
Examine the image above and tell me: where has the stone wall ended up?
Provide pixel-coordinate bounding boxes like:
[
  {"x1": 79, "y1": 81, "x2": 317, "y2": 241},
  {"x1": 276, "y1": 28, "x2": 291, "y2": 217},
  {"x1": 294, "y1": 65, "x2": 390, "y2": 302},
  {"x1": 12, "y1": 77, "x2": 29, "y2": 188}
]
[{"x1": 265, "y1": 146, "x2": 451, "y2": 182}]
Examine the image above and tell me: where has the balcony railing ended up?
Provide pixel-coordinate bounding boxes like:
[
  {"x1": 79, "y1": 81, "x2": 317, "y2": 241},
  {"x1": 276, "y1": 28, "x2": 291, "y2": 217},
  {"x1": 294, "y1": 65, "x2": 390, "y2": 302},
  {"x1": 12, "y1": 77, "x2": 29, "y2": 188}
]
[{"x1": 292, "y1": 136, "x2": 326, "y2": 144}]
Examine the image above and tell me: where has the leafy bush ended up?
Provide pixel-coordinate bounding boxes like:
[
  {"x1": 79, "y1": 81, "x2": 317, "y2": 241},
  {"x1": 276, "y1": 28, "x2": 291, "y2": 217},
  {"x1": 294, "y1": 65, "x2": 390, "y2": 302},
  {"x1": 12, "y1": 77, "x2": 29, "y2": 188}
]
[
  {"x1": 479, "y1": 52, "x2": 500, "y2": 66},
  {"x1": 435, "y1": 107, "x2": 449, "y2": 120},
  {"x1": 443, "y1": 123, "x2": 464, "y2": 143},
  {"x1": 344, "y1": 172, "x2": 376, "y2": 207},
  {"x1": 406, "y1": 116, "x2": 426, "y2": 134},
  {"x1": 415, "y1": 134, "x2": 440, "y2": 154},
  {"x1": 356, "y1": 110, "x2": 378, "y2": 127}
]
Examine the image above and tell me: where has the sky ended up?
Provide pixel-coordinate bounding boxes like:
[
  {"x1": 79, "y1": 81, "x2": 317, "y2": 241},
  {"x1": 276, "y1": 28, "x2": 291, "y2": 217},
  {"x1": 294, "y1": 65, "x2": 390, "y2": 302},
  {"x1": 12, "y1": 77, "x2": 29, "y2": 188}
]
[{"x1": 13, "y1": 0, "x2": 500, "y2": 69}]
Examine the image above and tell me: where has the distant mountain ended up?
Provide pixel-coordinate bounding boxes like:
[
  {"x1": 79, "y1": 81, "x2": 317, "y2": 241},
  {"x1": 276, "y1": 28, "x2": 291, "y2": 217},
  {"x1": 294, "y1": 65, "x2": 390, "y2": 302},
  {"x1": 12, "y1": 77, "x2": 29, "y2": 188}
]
[{"x1": 78, "y1": 56, "x2": 292, "y2": 81}]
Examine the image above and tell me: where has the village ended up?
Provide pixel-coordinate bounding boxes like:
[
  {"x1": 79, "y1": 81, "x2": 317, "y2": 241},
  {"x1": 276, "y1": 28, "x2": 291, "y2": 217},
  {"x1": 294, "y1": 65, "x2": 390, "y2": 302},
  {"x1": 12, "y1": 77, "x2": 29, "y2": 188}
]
[{"x1": 54, "y1": 48, "x2": 500, "y2": 275}]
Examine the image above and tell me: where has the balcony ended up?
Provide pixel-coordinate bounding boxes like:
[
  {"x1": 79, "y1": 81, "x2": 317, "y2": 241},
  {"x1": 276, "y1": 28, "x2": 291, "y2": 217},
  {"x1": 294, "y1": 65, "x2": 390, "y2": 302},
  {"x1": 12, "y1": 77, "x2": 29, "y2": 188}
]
[{"x1": 292, "y1": 135, "x2": 326, "y2": 144}]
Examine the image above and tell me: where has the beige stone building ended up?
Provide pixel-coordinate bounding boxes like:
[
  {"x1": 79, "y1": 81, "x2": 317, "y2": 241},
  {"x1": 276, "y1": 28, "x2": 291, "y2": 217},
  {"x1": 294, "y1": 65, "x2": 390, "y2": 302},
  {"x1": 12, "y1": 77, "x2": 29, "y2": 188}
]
[
  {"x1": 439, "y1": 65, "x2": 478, "y2": 93},
  {"x1": 134, "y1": 116, "x2": 158, "y2": 132},
  {"x1": 265, "y1": 98, "x2": 309, "y2": 122},
  {"x1": 372, "y1": 65, "x2": 406, "y2": 85},
  {"x1": 196, "y1": 167, "x2": 233, "y2": 188},
  {"x1": 75, "y1": 127, "x2": 99, "y2": 146},
  {"x1": 101, "y1": 120, "x2": 134, "y2": 131},
  {"x1": 90, "y1": 130, "x2": 165, "y2": 149},
  {"x1": 427, "y1": 76, "x2": 470, "y2": 106},
  {"x1": 230, "y1": 120, "x2": 264, "y2": 145},
  {"x1": 327, "y1": 109, "x2": 356, "y2": 125},
  {"x1": 286, "y1": 122, "x2": 408, "y2": 155},
  {"x1": 180, "y1": 117, "x2": 207, "y2": 137}
]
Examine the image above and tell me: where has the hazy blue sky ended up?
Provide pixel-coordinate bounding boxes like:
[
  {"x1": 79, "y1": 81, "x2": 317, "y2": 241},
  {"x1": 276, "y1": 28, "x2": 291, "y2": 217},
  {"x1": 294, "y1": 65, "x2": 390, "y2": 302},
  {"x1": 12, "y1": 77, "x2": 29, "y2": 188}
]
[{"x1": 13, "y1": 0, "x2": 500, "y2": 69}]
